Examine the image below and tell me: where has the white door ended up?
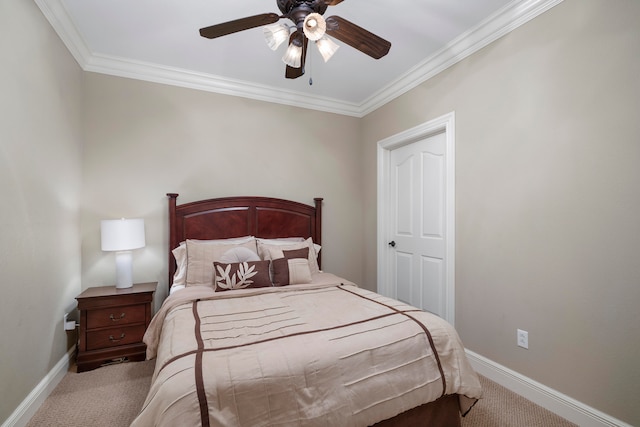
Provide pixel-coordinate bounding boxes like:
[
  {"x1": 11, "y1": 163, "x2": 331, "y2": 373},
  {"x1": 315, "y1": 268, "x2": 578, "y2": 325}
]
[{"x1": 377, "y1": 113, "x2": 455, "y2": 323}]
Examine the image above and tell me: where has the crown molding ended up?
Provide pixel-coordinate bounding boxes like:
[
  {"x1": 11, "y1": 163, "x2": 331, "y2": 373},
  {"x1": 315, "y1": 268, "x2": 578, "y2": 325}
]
[
  {"x1": 35, "y1": 0, "x2": 92, "y2": 62},
  {"x1": 83, "y1": 53, "x2": 364, "y2": 117},
  {"x1": 359, "y1": 0, "x2": 564, "y2": 115},
  {"x1": 35, "y1": 0, "x2": 563, "y2": 118}
]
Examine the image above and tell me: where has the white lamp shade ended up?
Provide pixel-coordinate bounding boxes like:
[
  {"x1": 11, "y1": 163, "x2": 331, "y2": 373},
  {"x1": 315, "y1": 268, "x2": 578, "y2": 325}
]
[
  {"x1": 101, "y1": 218, "x2": 145, "y2": 288},
  {"x1": 303, "y1": 13, "x2": 326, "y2": 41},
  {"x1": 316, "y1": 36, "x2": 339, "y2": 62},
  {"x1": 264, "y1": 23, "x2": 290, "y2": 50},
  {"x1": 101, "y1": 218, "x2": 145, "y2": 251},
  {"x1": 282, "y1": 41, "x2": 303, "y2": 68}
]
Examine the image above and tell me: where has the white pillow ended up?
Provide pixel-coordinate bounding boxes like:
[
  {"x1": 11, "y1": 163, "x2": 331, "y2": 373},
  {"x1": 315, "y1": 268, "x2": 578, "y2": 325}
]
[
  {"x1": 185, "y1": 238, "x2": 258, "y2": 287},
  {"x1": 257, "y1": 237, "x2": 319, "y2": 274},
  {"x1": 219, "y1": 246, "x2": 261, "y2": 263},
  {"x1": 256, "y1": 237, "x2": 305, "y2": 244},
  {"x1": 169, "y1": 284, "x2": 185, "y2": 295},
  {"x1": 171, "y1": 244, "x2": 187, "y2": 287},
  {"x1": 194, "y1": 236, "x2": 255, "y2": 244}
]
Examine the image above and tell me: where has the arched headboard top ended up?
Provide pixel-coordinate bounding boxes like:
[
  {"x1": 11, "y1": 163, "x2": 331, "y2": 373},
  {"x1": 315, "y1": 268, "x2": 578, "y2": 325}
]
[{"x1": 167, "y1": 194, "x2": 323, "y2": 284}]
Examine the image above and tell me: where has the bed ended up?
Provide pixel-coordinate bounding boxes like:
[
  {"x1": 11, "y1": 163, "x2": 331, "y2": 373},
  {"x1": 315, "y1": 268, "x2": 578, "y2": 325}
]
[{"x1": 131, "y1": 194, "x2": 482, "y2": 426}]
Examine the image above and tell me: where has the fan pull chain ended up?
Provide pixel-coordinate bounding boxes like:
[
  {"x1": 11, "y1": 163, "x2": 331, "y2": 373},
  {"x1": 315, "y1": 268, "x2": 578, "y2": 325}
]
[{"x1": 308, "y1": 46, "x2": 313, "y2": 86}]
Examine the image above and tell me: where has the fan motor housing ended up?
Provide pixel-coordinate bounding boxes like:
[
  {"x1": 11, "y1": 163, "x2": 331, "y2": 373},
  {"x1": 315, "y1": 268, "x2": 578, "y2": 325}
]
[{"x1": 277, "y1": 0, "x2": 328, "y2": 17}]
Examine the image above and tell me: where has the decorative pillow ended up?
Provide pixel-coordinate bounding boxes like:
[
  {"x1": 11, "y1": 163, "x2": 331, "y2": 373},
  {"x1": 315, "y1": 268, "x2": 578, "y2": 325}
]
[
  {"x1": 219, "y1": 247, "x2": 261, "y2": 263},
  {"x1": 257, "y1": 237, "x2": 319, "y2": 274},
  {"x1": 213, "y1": 260, "x2": 271, "y2": 291},
  {"x1": 186, "y1": 239, "x2": 258, "y2": 287},
  {"x1": 272, "y1": 258, "x2": 313, "y2": 286},
  {"x1": 282, "y1": 247, "x2": 309, "y2": 260}
]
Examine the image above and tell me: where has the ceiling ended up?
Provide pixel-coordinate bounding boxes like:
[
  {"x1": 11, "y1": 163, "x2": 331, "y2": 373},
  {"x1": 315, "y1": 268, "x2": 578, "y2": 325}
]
[{"x1": 36, "y1": 0, "x2": 560, "y2": 117}]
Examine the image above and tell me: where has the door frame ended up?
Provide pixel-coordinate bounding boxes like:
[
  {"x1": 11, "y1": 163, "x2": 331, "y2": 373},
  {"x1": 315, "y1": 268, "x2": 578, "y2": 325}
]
[{"x1": 376, "y1": 112, "x2": 456, "y2": 325}]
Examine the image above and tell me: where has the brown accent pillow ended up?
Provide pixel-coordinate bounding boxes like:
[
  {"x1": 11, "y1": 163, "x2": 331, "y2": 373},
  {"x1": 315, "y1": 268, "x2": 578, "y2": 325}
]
[
  {"x1": 272, "y1": 257, "x2": 313, "y2": 286},
  {"x1": 282, "y1": 247, "x2": 309, "y2": 260},
  {"x1": 258, "y1": 238, "x2": 320, "y2": 274},
  {"x1": 213, "y1": 260, "x2": 272, "y2": 292}
]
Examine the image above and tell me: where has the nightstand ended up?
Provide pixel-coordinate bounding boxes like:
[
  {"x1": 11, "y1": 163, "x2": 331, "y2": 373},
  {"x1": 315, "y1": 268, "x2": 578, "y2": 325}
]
[{"x1": 75, "y1": 282, "x2": 157, "y2": 372}]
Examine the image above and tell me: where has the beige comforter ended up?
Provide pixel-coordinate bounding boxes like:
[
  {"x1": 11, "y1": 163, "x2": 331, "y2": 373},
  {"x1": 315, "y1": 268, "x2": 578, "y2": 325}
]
[{"x1": 131, "y1": 273, "x2": 482, "y2": 426}]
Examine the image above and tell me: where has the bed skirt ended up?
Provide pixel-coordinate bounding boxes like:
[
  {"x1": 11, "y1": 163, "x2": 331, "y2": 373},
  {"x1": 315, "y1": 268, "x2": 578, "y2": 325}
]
[{"x1": 372, "y1": 394, "x2": 462, "y2": 427}]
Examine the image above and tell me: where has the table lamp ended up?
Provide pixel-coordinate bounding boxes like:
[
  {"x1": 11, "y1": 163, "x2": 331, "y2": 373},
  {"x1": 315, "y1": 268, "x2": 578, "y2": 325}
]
[{"x1": 100, "y1": 218, "x2": 145, "y2": 289}]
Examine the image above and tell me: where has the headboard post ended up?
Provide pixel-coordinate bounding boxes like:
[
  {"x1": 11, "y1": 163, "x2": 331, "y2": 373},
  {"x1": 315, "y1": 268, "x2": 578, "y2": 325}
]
[
  {"x1": 167, "y1": 193, "x2": 179, "y2": 285},
  {"x1": 314, "y1": 197, "x2": 323, "y2": 268}
]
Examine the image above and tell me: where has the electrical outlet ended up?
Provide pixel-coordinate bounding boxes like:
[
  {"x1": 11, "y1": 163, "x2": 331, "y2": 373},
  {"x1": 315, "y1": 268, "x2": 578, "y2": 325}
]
[
  {"x1": 517, "y1": 329, "x2": 529, "y2": 349},
  {"x1": 64, "y1": 313, "x2": 76, "y2": 331}
]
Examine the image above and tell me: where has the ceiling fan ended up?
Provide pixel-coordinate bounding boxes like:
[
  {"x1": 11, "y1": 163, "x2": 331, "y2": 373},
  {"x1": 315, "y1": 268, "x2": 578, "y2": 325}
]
[{"x1": 199, "y1": 0, "x2": 391, "y2": 79}]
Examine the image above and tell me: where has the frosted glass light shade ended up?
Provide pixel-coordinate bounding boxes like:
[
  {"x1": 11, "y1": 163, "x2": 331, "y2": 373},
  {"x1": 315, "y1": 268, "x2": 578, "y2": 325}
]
[
  {"x1": 101, "y1": 218, "x2": 145, "y2": 289},
  {"x1": 264, "y1": 23, "x2": 290, "y2": 50},
  {"x1": 303, "y1": 13, "x2": 326, "y2": 41},
  {"x1": 316, "y1": 36, "x2": 339, "y2": 62},
  {"x1": 282, "y1": 42, "x2": 303, "y2": 68},
  {"x1": 101, "y1": 218, "x2": 145, "y2": 251}
]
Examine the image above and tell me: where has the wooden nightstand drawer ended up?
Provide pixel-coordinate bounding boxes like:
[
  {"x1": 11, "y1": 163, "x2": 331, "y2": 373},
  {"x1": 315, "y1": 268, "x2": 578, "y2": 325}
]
[
  {"x1": 86, "y1": 305, "x2": 146, "y2": 329},
  {"x1": 86, "y1": 324, "x2": 147, "y2": 351},
  {"x1": 76, "y1": 282, "x2": 157, "y2": 372}
]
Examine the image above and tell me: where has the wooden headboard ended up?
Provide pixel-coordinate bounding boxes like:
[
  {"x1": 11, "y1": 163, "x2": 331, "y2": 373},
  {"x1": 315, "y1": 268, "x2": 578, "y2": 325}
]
[{"x1": 167, "y1": 194, "x2": 323, "y2": 285}]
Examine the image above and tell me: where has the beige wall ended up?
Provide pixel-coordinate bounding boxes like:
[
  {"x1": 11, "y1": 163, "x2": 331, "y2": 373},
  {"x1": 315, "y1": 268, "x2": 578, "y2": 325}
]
[
  {"x1": 0, "y1": 0, "x2": 83, "y2": 423},
  {"x1": 362, "y1": 0, "x2": 640, "y2": 424},
  {"x1": 3, "y1": 0, "x2": 639, "y2": 425},
  {"x1": 79, "y1": 74, "x2": 365, "y2": 307}
]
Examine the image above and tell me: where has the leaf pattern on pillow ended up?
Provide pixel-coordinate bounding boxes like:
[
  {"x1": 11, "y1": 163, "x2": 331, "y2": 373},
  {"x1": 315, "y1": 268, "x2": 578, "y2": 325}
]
[{"x1": 215, "y1": 262, "x2": 258, "y2": 290}]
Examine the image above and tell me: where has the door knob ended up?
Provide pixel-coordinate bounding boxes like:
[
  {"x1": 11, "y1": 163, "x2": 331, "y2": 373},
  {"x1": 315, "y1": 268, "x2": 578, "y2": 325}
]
[{"x1": 388, "y1": 241, "x2": 396, "y2": 248}]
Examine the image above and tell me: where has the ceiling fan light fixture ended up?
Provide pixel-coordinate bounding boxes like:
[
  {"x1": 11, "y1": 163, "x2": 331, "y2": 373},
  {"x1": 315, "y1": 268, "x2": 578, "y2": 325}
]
[
  {"x1": 264, "y1": 23, "x2": 290, "y2": 50},
  {"x1": 282, "y1": 40, "x2": 303, "y2": 68},
  {"x1": 316, "y1": 36, "x2": 339, "y2": 62},
  {"x1": 303, "y1": 13, "x2": 326, "y2": 41},
  {"x1": 198, "y1": 2, "x2": 391, "y2": 80}
]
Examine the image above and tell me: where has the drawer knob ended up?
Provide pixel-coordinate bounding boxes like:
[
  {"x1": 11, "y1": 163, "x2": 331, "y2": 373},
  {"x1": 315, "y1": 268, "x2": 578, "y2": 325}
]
[
  {"x1": 109, "y1": 333, "x2": 126, "y2": 343},
  {"x1": 110, "y1": 313, "x2": 126, "y2": 322}
]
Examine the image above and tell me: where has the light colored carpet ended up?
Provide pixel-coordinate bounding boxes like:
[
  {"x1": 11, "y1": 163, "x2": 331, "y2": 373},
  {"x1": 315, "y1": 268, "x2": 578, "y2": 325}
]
[
  {"x1": 27, "y1": 360, "x2": 576, "y2": 426},
  {"x1": 462, "y1": 375, "x2": 577, "y2": 427},
  {"x1": 26, "y1": 360, "x2": 155, "y2": 427}
]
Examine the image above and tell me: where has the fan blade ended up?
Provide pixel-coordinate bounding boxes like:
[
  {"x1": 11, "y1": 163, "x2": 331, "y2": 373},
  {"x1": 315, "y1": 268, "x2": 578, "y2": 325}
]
[
  {"x1": 325, "y1": 0, "x2": 344, "y2": 5},
  {"x1": 325, "y1": 16, "x2": 391, "y2": 59},
  {"x1": 199, "y1": 13, "x2": 280, "y2": 39},
  {"x1": 285, "y1": 64, "x2": 303, "y2": 79},
  {"x1": 285, "y1": 33, "x2": 308, "y2": 79}
]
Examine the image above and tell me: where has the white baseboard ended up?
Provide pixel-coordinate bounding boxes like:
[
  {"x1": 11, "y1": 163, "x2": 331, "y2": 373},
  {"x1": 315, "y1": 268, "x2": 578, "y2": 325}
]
[
  {"x1": 465, "y1": 350, "x2": 632, "y2": 427},
  {"x1": 1, "y1": 346, "x2": 76, "y2": 427},
  {"x1": 2, "y1": 346, "x2": 631, "y2": 427}
]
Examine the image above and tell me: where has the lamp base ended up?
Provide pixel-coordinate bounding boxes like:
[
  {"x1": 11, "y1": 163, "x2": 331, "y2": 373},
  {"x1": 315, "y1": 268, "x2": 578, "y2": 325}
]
[{"x1": 114, "y1": 251, "x2": 133, "y2": 289}]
